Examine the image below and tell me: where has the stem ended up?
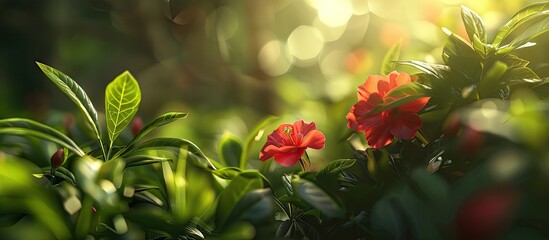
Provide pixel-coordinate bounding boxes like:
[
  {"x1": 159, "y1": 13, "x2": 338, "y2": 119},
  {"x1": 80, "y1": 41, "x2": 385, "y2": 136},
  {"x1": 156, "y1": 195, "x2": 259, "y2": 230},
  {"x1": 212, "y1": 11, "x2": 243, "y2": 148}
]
[
  {"x1": 415, "y1": 130, "x2": 429, "y2": 146},
  {"x1": 75, "y1": 196, "x2": 94, "y2": 239},
  {"x1": 99, "y1": 137, "x2": 108, "y2": 160},
  {"x1": 299, "y1": 158, "x2": 308, "y2": 172},
  {"x1": 106, "y1": 141, "x2": 114, "y2": 160}
]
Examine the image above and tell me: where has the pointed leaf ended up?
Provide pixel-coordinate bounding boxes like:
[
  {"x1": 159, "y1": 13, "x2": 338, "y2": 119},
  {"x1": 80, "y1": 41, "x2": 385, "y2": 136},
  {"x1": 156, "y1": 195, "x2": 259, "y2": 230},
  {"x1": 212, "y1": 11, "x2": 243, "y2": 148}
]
[
  {"x1": 105, "y1": 71, "x2": 141, "y2": 145},
  {"x1": 128, "y1": 112, "x2": 188, "y2": 147},
  {"x1": 217, "y1": 132, "x2": 243, "y2": 167},
  {"x1": 381, "y1": 40, "x2": 401, "y2": 75},
  {"x1": 240, "y1": 115, "x2": 279, "y2": 169},
  {"x1": 292, "y1": 175, "x2": 345, "y2": 218},
  {"x1": 442, "y1": 33, "x2": 482, "y2": 81},
  {"x1": 124, "y1": 138, "x2": 214, "y2": 169},
  {"x1": 212, "y1": 167, "x2": 243, "y2": 180},
  {"x1": 461, "y1": 6, "x2": 487, "y2": 43},
  {"x1": 123, "y1": 155, "x2": 171, "y2": 168},
  {"x1": 317, "y1": 159, "x2": 357, "y2": 177},
  {"x1": 215, "y1": 171, "x2": 264, "y2": 230},
  {"x1": 503, "y1": 67, "x2": 541, "y2": 85},
  {"x1": 36, "y1": 62, "x2": 102, "y2": 143},
  {"x1": 224, "y1": 189, "x2": 273, "y2": 227},
  {"x1": 395, "y1": 60, "x2": 447, "y2": 79},
  {"x1": 493, "y1": 2, "x2": 549, "y2": 47},
  {"x1": 112, "y1": 112, "x2": 188, "y2": 159},
  {"x1": 0, "y1": 118, "x2": 84, "y2": 156}
]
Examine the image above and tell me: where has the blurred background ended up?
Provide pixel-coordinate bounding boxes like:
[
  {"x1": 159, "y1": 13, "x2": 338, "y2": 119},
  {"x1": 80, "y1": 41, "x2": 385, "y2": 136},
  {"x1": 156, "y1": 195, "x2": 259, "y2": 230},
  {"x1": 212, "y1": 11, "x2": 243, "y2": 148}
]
[{"x1": 1, "y1": 0, "x2": 547, "y2": 165}]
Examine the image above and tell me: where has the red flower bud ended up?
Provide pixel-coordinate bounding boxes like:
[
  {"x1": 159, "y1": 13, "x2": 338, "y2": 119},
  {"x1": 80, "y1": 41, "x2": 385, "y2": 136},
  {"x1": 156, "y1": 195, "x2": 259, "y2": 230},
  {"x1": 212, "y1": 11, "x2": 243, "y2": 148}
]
[
  {"x1": 455, "y1": 186, "x2": 517, "y2": 240},
  {"x1": 443, "y1": 113, "x2": 462, "y2": 138},
  {"x1": 50, "y1": 148, "x2": 64, "y2": 168},
  {"x1": 458, "y1": 127, "x2": 484, "y2": 155},
  {"x1": 131, "y1": 117, "x2": 143, "y2": 136},
  {"x1": 63, "y1": 113, "x2": 75, "y2": 133}
]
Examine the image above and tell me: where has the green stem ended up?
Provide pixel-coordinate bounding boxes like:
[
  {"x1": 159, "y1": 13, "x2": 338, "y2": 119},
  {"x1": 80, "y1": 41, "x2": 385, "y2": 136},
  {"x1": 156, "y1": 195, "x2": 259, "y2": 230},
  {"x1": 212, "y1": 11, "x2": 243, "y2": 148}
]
[
  {"x1": 415, "y1": 130, "x2": 429, "y2": 146},
  {"x1": 99, "y1": 138, "x2": 108, "y2": 160},
  {"x1": 75, "y1": 196, "x2": 94, "y2": 239}
]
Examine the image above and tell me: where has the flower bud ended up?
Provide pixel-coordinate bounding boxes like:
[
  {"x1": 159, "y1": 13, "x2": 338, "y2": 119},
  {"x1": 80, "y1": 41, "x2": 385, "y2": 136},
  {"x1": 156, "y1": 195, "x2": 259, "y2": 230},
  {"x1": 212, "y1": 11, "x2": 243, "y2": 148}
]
[
  {"x1": 50, "y1": 148, "x2": 64, "y2": 168},
  {"x1": 455, "y1": 186, "x2": 517, "y2": 240},
  {"x1": 131, "y1": 117, "x2": 143, "y2": 136},
  {"x1": 443, "y1": 113, "x2": 462, "y2": 138},
  {"x1": 458, "y1": 127, "x2": 484, "y2": 155}
]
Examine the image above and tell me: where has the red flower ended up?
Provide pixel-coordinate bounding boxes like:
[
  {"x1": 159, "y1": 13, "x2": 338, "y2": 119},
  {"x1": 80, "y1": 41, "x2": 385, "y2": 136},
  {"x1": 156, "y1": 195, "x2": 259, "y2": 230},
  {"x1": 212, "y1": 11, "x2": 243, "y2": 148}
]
[
  {"x1": 346, "y1": 71, "x2": 430, "y2": 148},
  {"x1": 259, "y1": 120, "x2": 326, "y2": 167}
]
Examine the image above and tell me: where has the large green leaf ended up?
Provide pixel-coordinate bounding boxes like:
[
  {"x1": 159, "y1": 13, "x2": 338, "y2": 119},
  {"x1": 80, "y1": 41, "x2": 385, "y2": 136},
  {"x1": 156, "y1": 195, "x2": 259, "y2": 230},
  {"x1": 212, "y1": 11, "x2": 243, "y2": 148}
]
[
  {"x1": 291, "y1": 175, "x2": 345, "y2": 218},
  {"x1": 128, "y1": 112, "x2": 187, "y2": 147},
  {"x1": 217, "y1": 132, "x2": 243, "y2": 167},
  {"x1": 477, "y1": 61, "x2": 508, "y2": 98},
  {"x1": 0, "y1": 156, "x2": 72, "y2": 239},
  {"x1": 381, "y1": 41, "x2": 401, "y2": 75},
  {"x1": 492, "y1": 2, "x2": 549, "y2": 47},
  {"x1": 316, "y1": 159, "x2": 356, "y2": 177},
  {"x1": 461, "y1": 6, "x2": 487, "y2": 43},
  {"x1": 240, "y1": 116, "x2": 279, "y2": 169},
  {"x1": 215, "y1": 171, "x2": 264, "y2": 230},
  {"x1": 113, "y1": 112, "x2": 188, "y2": 159},
  {"x1": 501, "y1": 13, "x2": 549, "y2": 52},
  {"x1": 395, "y1": 60, "x2": 447, "y2": 79},
  {"x1": 105, "y1": 71, "x2": 141, "y2": 148},
  {"x1": 124, "y1": 138, "x2": 214, "y2": 169},
  {"x1": 36, "y1": 62, "x2": 103, "y2": 153},
  {"x1": 0, "y1": 118, "x2": 84, "y2": 156},
  {"x1": 442, "y1": 33, "x2": 482, "y2": 81}
]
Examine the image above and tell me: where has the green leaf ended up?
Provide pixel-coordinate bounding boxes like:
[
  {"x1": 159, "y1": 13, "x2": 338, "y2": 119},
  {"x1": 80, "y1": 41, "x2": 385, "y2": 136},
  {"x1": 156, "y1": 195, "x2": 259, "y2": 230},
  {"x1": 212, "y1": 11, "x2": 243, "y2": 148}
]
[
  {"x1": 212, "y1": 167, "x2": 243, "y2": 180},
  {"x1": 316, "y1": 159, "x2": 356, "y2": 177},
  {"x1": 0, "y1": 156, "x2": 72, "y2": 239},
  {"x1": 36, "y1": 62, "x2": 102, "y2": 147},
  {"x1": 125, "y1": 138, "x2": 214, "y2": 169},
  {"x1": 395, "y1": 60, "x2": 447, "y2": 79},
  {"x1": 127, "y1": 112, "x2": 188, "y2": 148},
  {"x1": 368, "y1": 82, "x2": 428, "y2": 115},
  {"x1": 133, "y1": 191, "x2": 164, "y2": 206},
  {"x1": 292, "y1": 175, "x2": 345, "y2": 218},
  {"x1": 442, "y1": 33, "x2": 482, "y2": 81},
  {"x1": 240, "y1": 116, "x2": 279, "y2": 169},
  {"x1": 224, "y1": 189, "x2": 273, "y2": 227},
  {"x1": 461, "y1": 6, "x2": 487, "y2": 43},
  {"x1": 217, "y1": 132, "x2": 243, "y2": 167},
  {"x1": 502, "y1": 15, "x2": 549, "y2": 52},
  {"x1": 478, "y1": 61, "x2": 508, "y2": 97},
  {"x1": 492, "y1": 2, "x2": 549, "y2": 47},
  {"x1": 502, "y1": 67, "x2": 541, "y2": 85},
  {"x1": 0, "y1": 118, "x2": 85, "y2": 156},
  {"x1": 381, "y1": 40, "x2": 401, "y2": 75},
  {"x1": 105, "y1": 71, "x2": 141, "y2": 148},
  {"x1": 112, "y1": 112, "x2": 188, "y2": 159},
  {"x1": 501, "y1": 54, "x2": 530, "y2": 68},
  {"x1": 123, "y1": 155, "x2": 171, "y2": 168},
  {"x1": 215, "y1": 171, "x2": 264, "y2": 230}
]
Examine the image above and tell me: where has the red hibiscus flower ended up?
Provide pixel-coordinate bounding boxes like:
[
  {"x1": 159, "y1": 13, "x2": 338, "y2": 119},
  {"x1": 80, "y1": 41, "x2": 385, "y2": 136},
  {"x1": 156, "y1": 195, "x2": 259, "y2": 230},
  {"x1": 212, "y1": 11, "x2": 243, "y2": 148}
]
[
  {"x1": 346, "y1": 71, "x2": 430, "y2": 148},
  {"x1": 259, "y1": 120, "x2": 326, "y2": 167}
]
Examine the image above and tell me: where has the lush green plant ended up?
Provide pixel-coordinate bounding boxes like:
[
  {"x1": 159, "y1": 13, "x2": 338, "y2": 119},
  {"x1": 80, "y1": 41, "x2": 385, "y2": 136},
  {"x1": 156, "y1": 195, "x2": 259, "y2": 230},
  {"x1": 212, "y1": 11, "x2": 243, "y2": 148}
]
[{"x1": 1, "y1": 2, "x2": 549, "y2": 240}]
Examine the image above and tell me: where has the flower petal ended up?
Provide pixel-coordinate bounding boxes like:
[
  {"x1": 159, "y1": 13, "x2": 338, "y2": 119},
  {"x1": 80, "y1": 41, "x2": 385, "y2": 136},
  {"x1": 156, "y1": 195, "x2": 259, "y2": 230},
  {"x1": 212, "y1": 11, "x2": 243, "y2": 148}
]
[
  {"x1": 274, "y1": 148, "x2": 306, "y2": 167},
  {"x1": 347, "y1": 103, "x2": 384, "y2": 132},
  {"x1": 364, "y1": 124, "x2": 393, "y2": 148},
  {"x1": 293, "y1": 120, "x2": 316, "y2": 137},
  {"x1": 389, "y1": 112, "x2": 422, "y2": 139},
  {"x1": 399, "y1": 97, "x2": 430, "y2": 113},
  {"x1": 390, "y1": 71, "x2": 411, "y2": 88},
  {"x1": 358, "y1": 75, "x2": 384, "y2": 100},
  {"x1": 300, "y1": 130, "x2": 325, "y2": 149}
]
